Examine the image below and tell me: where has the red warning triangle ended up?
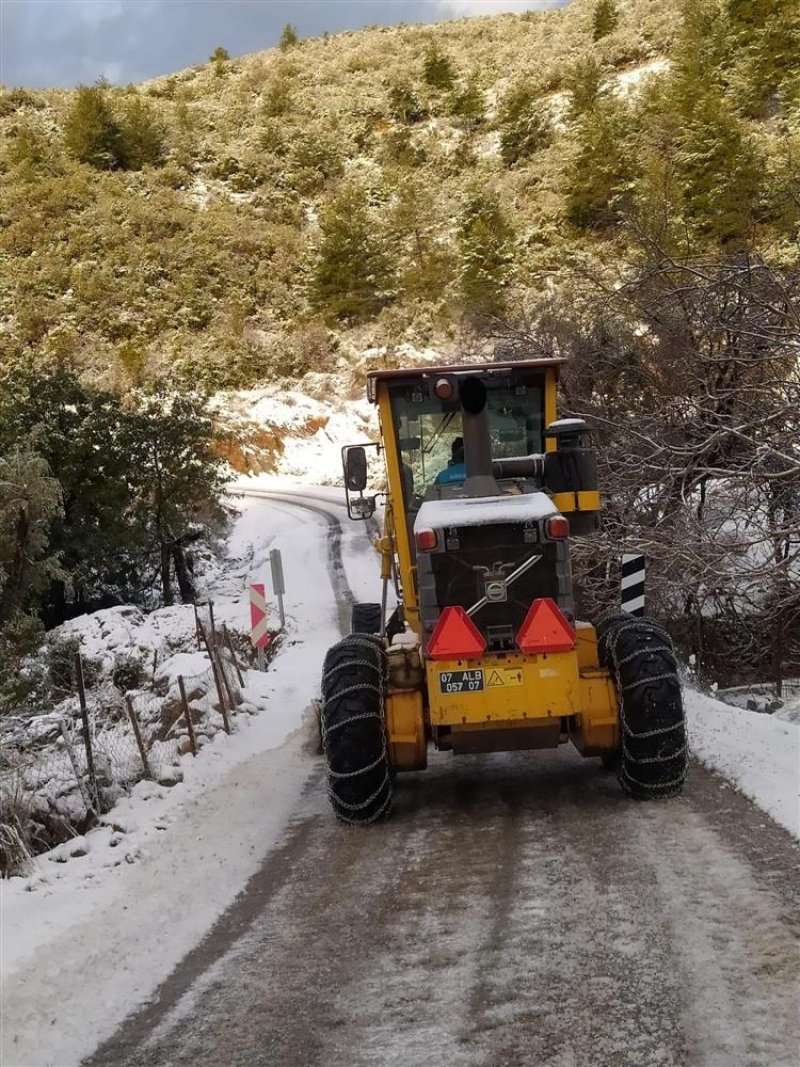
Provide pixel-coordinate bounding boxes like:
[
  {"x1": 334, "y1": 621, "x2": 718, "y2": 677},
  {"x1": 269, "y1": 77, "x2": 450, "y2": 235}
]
[
  {"x1": 427, "y1": 606, "x2": 487, "y2": 661},
  {"x1": 516, "y1": 598, "x2": 575, "y2": 655}
]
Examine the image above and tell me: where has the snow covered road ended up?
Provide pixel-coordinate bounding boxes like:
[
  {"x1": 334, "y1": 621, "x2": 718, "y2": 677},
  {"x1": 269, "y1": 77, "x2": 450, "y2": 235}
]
[
  {"x1": 4, "y1": 489, "x2": 799, "y2": 1066},
  {"x1": 89, "y1": 750, "x2": 800, "y2": 1067}
]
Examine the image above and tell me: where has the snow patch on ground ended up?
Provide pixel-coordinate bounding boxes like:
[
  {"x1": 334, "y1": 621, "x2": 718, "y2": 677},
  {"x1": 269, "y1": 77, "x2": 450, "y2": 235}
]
[
  {"x1": 613, "y1": 57, "x2": 671, "y2": 96},
  {"x1": 686, "y1": 689, "x2": 800, "y2": 839}
]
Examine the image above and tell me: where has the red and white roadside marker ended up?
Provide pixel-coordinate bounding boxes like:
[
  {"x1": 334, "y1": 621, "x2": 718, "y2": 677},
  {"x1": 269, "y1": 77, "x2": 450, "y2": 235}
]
[{"x1": 250, "y1": 583, "x2": 270, "y2": 667}]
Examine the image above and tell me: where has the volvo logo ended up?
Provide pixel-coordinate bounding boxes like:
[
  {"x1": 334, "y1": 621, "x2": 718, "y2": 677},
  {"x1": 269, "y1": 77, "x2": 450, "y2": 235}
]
[{"x1": 485, "y1": 580, "x2": 507, "y2": 603}]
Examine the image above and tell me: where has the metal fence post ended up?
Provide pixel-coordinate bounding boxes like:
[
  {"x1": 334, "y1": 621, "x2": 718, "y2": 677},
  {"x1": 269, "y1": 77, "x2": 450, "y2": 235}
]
[{"x1": 270, "y1": 549, "x2": 286, "y2": 629}]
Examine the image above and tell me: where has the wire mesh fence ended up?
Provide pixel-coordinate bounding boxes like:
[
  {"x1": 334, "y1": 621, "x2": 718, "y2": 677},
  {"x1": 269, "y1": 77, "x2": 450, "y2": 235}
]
[
  {"x1": 0, "y1": 611, "x2": 253, "y2": 877},
  {"x1": 715, "y1": 678, "x2": 800, "y2": 712}
]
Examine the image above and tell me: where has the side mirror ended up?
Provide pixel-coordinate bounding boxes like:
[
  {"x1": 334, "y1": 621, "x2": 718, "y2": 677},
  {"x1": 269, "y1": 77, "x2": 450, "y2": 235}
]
[{"x1": 345, "y1": 446, "x2": 368, "y2": 492}]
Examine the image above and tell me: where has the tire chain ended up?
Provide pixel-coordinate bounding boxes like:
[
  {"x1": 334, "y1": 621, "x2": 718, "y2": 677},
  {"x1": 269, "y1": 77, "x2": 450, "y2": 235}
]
[
  {"x1": 597, "y1": 612, "x2": 689, "y2": 800},
  {"x1": 320, "y1": 635, "x2": 392, "y2": 824}
]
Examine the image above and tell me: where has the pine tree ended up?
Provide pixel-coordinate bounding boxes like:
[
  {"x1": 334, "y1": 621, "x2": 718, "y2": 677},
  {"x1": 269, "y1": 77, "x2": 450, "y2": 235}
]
[
  {"x1": 209, "y1": 46, "x2": 230, "y2": 77},
  {"x1": 458, "y1": 192, "x2": 514, "y2": 316},
  {"x1": 279, "y1": 24, "x2": 299, "y2": 50},
  {"x1": 565, "y1": 98, "x2": 635, "y2": 230},
  {"x1": 0, "y1": 450, "x2": 63, "y2": 624},
  {"x1": 670, "y1": 0, "x2": 730, "y2": 114},
  {"x1": 666, "y1": 3, "x2": 763, "y2": 243},
  {"x1": 388, "y1": 82, "x2": 426, "y2": 124},
  {"x1": 592, "y1": 0, "x2": 619, "y2": 40},
  {"x1": 450, "y1": 76, "x2": 485, "y2": 129},
  {"x1": 64, "y1": 84, "x2": 126, "y2": 170},
  {"x1": 390, "y1": 179, "x2": 454, "y2": 300},
  {"x1": 119, "y1": 97, "x2": 164, "y2": 170},
  {"x1": 498, "y1": 85, "x2": 551, "y2": 167},
  {"x1": 311, "y1": 185, "x2": 395, "y2": 322},
  {"x1": 726, "y1": 0, "x2": 800, "y2": 115},
  {"x1": 675, "y1": 87, "x2": 761, "y2": 244},
  {"x1": 0, "y1": 368, "x2": 142, "y2": 615},
  {"x1": 423, "y1": 44, "x2": 456, "y2": 91},
  {"x1": 262, "y1": 62, "x2": 295, "y2": 118},
  {"x1": 124, "y1": 391, "x2": 225, "y2": 606},
  {"x1": 566, "y1": 54, "x2": 605, "y2": 119}
]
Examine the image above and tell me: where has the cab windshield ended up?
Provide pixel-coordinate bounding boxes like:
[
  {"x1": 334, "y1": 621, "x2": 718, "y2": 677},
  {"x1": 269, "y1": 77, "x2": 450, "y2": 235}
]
[{"x1": 389, "y1": 374, "x2": 544, "y2": 507}]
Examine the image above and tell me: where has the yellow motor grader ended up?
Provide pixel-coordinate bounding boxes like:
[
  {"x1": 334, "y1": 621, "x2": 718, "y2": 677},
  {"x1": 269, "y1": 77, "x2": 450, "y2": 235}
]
[{"x1": 321, "y1": 359, "x2": 687, "y2": 822}]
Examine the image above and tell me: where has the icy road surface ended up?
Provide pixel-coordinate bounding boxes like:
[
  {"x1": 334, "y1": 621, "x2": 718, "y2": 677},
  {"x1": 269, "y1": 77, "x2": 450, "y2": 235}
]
[{"x1": 83, "y1": 489, "x2": 800, "y2": 1067}]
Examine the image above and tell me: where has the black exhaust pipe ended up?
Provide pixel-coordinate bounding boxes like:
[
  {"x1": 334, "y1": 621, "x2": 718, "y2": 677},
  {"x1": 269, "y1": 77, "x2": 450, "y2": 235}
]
[{"x1": 460, "y1": 377, "x2": 500, "y2": 498}]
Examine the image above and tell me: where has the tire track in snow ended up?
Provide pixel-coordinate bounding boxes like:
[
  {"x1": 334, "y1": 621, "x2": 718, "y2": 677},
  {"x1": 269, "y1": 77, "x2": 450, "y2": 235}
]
[
  {"x1": 240, "y1": 490, "x2": 356, "y2": 636},
  {"x1": 87, "y1": 751, "x2": 800, "y2": 1067}
]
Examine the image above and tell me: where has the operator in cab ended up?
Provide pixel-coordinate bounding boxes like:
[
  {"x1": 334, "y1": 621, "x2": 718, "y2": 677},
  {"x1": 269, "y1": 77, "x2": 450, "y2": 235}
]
[{"x1": 435, "y1": 437, "x2": 466, "y2": 485}]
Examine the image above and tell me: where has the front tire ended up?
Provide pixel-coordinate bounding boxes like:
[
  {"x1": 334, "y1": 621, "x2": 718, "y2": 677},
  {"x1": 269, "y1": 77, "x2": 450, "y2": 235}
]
[
  {"x1": 351, "y1": 602, "x2": 382, "y2": 635},
  {"x1": 320, "y1": 635, "x2": 392, "y2": 823},
  {"x1": 598, "y1": 613, "x2": 688, "y2": 799}
]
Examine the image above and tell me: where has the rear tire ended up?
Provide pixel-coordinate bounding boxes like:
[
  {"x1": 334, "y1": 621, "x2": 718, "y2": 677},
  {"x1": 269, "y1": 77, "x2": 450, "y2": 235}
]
[
  {"x1": 598, "y1": 613, "x2": 688, "y2": 800},
  {"x1": 320, "y1": 635, "x2": 392, "y2": 823},
  {"x1": 351, "y1": 602, "x2": 382, "y2": 635}
]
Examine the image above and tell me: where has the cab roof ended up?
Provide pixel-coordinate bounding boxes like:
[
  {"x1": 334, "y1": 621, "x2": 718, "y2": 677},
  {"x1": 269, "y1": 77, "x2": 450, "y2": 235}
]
[{"x1": 366, "y1": 357, "x2": 566, "y2": 403}]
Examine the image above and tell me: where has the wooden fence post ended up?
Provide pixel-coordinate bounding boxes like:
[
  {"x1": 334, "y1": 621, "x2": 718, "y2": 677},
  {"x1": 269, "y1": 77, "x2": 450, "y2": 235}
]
[
  {"x1": 210, "y1": 656, "x2": 231, "y2": 734},
  {"x1": 217, "y1": 649, "x2": 238, "y2": 711},
  {"x1": 60, "y1": 722, "x2": 95, "y2": 816},
  {"x1": 125, "y1": 695, "x2": 152, "y2": 778},
  {"x1": 208, "y1": 600, "x2": 217, "y2": 645},
  {"x1": 193, "y1": 603, "x2": 202, "y2": 651},
  {"x1": 223, "y1": 624, "x2": 244, "y2": 687},
  {"x1": 74, "y1": 653, "x2": 100, "y2": 813},
  {"x1": 177, "y1": 676, "x2": 197, "y2": 756},
  {"x1": 198, "y1": 619, "x2": 231, "y2": 734}
]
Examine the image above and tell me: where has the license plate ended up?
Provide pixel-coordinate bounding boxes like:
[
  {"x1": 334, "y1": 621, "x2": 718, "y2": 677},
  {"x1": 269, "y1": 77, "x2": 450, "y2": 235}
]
[{"x1": 439, "y1": 669, "x2": 485, "y2": 694}]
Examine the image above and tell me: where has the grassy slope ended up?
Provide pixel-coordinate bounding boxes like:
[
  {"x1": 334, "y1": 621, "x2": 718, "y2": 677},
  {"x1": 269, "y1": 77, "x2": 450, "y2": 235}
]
[{"x1": 0, "y1": 0, "x2": 793, "y2": 394}]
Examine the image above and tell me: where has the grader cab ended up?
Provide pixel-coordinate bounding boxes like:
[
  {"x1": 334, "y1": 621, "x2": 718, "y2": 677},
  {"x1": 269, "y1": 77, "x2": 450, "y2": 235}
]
[{"x1": 321, "y1": 359, "x2": 687, "y2": 823}]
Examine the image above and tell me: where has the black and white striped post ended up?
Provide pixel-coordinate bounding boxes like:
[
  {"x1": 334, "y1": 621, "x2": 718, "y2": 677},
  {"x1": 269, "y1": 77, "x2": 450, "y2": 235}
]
[{"x1": 621, "y1": 553, "x2": 646, "y2": 617}]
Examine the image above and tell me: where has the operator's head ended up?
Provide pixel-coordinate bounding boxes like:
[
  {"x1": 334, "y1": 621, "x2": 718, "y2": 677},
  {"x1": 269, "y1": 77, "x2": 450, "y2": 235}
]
[{"x1": 451, "y1": 437, "x2": 465, "y2": 464}]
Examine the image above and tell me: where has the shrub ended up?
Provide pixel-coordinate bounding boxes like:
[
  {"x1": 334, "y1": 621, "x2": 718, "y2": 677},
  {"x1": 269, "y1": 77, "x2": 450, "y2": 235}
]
[
  {"x1": 498, "y1": 86, "x2": 551, "y2": 167},
  {"x1": 111, "y1": 653, "x2": 148, "y2": 693},
  {"x1": 449, "y1": 77, "x2": 485, "y2": 128},
  {"x1": 387, "y1": 82, "x2": 427, "y2": 124},
  {"x1": 593, "y1": 0, "x2": 619, "y2": 41},
  {"x1": 119, "y1": 97, "x2": 165, "y2": 170},
  {"x1": 279, "y1": 24, "x2": 299, "y2": 50},
  {"x1": 423, "y1": 43, "x2": 456, "y2": 91},
  {"x1": 64, "y1": 85, "x2": 126, "y2": 170}
]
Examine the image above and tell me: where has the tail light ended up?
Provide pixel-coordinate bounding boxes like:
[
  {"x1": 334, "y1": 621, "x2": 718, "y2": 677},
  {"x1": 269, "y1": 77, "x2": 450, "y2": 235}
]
[
  {"x1": 415, "y1": 528, "x2": 438, "y2": 552},
  {"x1": 544, "y1": 515, "x2": 569, "y2": 540},
  {"x1": 516, "y1": 598, "x2": 575, "y2": 654},
  {"x1": 427, "y1": 606, "x2": 486, "y2": 660}
]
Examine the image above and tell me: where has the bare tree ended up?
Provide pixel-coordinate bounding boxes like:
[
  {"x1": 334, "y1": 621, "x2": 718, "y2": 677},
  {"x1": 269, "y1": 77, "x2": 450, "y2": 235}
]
[{"x1": 506, "y1": 252, "x2": 800, "y2": 687}]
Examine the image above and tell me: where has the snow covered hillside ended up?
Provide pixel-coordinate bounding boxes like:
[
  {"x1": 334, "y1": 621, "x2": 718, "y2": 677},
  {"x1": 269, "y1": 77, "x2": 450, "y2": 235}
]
[{"x1": 210, "y1": 342, "x2": 442, "y2": 480}]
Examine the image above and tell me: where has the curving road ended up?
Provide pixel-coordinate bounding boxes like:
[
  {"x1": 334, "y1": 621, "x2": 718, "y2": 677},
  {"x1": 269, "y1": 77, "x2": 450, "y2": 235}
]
[{"x1": 86, "y1": 491, "x2": 800, "y2": 1067}]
